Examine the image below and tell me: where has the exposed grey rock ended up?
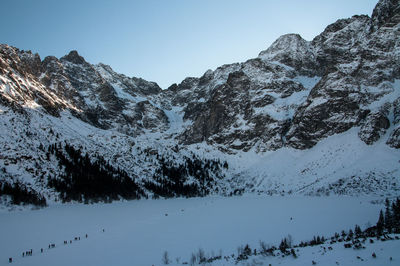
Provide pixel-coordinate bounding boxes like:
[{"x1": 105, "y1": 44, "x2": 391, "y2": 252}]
[
  {"x1": 393, "y1": 97, "x2": 400, "y2": 124},
  {"x1": 387, "y1": 126, "x2": 400, "y2": 148},
  {"x1": 134, "y1": 101, "x2": 169, "y2": 131},
  {"x1": 61, "y1": 50, "x2": 86, "y2": 65},
  {"x1": 0, "y1": 45, "x2": 168, "y2": 134},
  {"x1": 371, "y1": 0, "x2": 400, "y2": 29},
  {"x1": 359, "y1": 112, "x2": 390, "y2": 144},
  {"x1": 259, "y1": 33, "x2": 317, "y2": 76},
  {"x1": 94, "y1": 63, "x2": 161, "y2": 96}
]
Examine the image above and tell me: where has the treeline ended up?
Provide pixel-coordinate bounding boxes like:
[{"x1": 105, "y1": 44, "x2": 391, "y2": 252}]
[
  {"x1": 295, "y1": 197, "x2": 400, "y2": 249},
  {"x1": 263, "y1": 197, "x2": 400, "y2": 257},
  {"x1": 175, "y1": 197, "x2": 400, "y2": 265},
  {"x1": 376, "y1": 198, "x2": 400, "y2": 235},
  {"x1": 47, "y1": 143, "x2": 145, "y2": 203},
  {"x1": 0, "y1": 180, "x2": 47, "y2": 206},
  {"x1": 144, "y1": 155, "x2": 227, "y2": 198}
]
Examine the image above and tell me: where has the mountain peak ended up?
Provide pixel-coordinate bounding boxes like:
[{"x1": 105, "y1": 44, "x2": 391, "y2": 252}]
[
  {"x1": 61, "y1": 50, "x2": 86, "y2": 65},
  {"x1": 258, "y1": 34, "x2": 308, "y2": 60},
  {"x1": 257, "y1": 33, "x2": 315, "y2": 75}
]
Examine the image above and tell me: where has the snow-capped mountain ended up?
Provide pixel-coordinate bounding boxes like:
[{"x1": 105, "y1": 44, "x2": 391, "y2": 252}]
[{"x1": 1, "y1": 0, "x2": 400, "y2": 204}]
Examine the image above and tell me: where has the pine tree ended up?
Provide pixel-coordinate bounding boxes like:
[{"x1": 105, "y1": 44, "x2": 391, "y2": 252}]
[
  {"x1": 393, "y1": 199, "x2": 400, "y2": 232},
  {"x1": 243, "y1": 244, "x2": 252, "y2": 256},
  {"x1": 385, "y1": 199, "x2": 393, "y2": 232},
  {"x1": 279, "y1": 238, "x2": 288, "y2": 253},
  {"x1": 376, "y1": 210, "x2": 385, "y2": 236},
  {"x1": 355, "y1": 225, "x2": 362, "y2": 237},
  {"x1": 348, "y1": 229, "x2": 354, "y2": 238}
]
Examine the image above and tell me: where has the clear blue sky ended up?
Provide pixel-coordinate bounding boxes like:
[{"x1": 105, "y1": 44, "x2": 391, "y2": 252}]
[{"x1": 1, "y1": 0, "x2": 378, "y2": 89}]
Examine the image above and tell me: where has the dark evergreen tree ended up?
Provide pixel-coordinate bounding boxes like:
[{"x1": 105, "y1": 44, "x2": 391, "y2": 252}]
[
  {"x1": 243, "y1": 244, "x2": 252, "y2": 256},
  {"x1": 385, "y1": 198, "x2": 393, "y2": 232},
  {"x1": 291, "y1": 248, "x2": 297, "y2": 258},
  {"x1": 348, "y1": 229, "x2": 354, "y2": 238},
  {"x1": 0, "y1": 181, "x2": 47, "y2": 206},
  {"x1": 144, "y1": 154, "x2": 225, "y2": 198},
  {"x1": 47, "y1": 143, "x2": 145, "y2": 202},
  {"x1": 376, "y1": 210, "x2": 385, "y2": 236},
  {"x1": 393, "y1": 198, "x2": 400, "y2": 232},
  {"x1": 354, "y1": 225, "x2": 362, "y2": 237},
  {"x1": 279, "y1": 238, "x2": 289, "y2": 253}
]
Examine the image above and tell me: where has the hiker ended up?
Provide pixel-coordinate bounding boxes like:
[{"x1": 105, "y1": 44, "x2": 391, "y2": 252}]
[{"x1": 9, "y1": 257, "x2": 12, "y2": 263}]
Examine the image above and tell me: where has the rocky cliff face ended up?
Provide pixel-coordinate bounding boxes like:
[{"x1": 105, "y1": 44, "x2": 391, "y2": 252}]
[
  {"x1": 372, "y1": 0, "x2": 400, "y2": 29},
  {"x1": 0, "y1": 0, "x2": 399, "y2": 201},
  {"x1": 169, "y1": 1, "x2": 400, "y2": 152},
  {"x1": 0, "y1": 46, "x2": 169, "y2": 135}
]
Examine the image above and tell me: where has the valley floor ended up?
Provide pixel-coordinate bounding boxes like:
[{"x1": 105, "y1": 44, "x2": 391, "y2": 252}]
[{"x1": 0, "y1": 196, "x2": 398, "y2": 266}]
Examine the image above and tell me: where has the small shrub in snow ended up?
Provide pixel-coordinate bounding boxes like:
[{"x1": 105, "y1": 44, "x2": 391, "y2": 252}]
[
  {"x1": 348, "y1": 229, "x2": 354, "y2": 238},
  {"x1": 279, "y1": 238, "x2": 289, "y2": 253},
  {"x1": 290, "y1": 248, "x2": 297, "y2": 258},
  {"x1": 354, "y1": 225, "x2": 362, "y2": 237},
  {"x1": 259, "y1": 241, "x2": 275, "y2": 256},
  {"x1": 189, "y1": 253, "x2": 196, "y2": 266},
  {"x1": 162, "y1": 251, "x2": 170, "y2": 265},
  {"x1": 243, "y1": 244, "x2": 252, "y2": 256},
  {"x1": 237, "y1": 245, "x2": 243, "y2": 257},
  {"x1": 259, "y1": 241, "x2": 268, "y2": 253},
  {"x1": 196, "y1": 248, "x2": 206, "y2": 264}
]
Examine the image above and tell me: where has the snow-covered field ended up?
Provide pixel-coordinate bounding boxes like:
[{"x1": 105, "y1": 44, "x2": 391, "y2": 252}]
[{"x1": 1, "y1": 196, "x2": 396, "y2": 266}]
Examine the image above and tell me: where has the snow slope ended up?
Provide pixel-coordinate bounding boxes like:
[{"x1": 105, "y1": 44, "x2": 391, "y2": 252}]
[{"x1": 223, "y1": 128, "x2": 400, "y2": 196}]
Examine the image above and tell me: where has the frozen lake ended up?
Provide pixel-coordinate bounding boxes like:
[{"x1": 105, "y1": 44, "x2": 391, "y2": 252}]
[{"x1": 0, "y1": 196, "x2": 384, "y2": 265}]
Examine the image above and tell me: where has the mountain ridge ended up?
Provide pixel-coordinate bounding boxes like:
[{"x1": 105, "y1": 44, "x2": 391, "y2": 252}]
[{"x1": 1, "y1": 0, "x2": 400, "y2": 205}]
